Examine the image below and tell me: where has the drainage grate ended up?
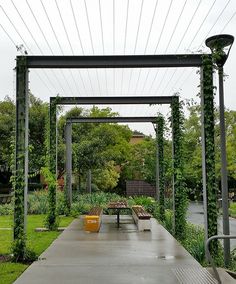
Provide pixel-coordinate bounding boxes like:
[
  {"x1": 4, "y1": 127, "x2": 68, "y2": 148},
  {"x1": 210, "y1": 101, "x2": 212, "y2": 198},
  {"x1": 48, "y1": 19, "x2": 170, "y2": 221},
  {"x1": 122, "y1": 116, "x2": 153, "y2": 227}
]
[{"x1": 172, "y1": 267, "x2": 217, "y2": 284}]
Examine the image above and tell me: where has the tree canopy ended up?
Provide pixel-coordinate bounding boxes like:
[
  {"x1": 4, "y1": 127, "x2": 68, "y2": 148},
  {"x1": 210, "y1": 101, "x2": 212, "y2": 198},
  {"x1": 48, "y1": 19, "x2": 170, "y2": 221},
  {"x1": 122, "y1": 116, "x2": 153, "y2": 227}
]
[{"x1": 1, "y1": 95, "x2": 236, "y2": 196}]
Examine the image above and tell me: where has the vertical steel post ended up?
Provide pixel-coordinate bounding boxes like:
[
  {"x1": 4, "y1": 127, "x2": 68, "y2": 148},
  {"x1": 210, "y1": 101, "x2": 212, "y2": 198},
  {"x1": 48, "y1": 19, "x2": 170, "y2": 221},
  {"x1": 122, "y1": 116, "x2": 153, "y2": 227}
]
[
  {"x1": 14, "y1": 56, "x2": 28, "y2": 248},
  {"x1": 201, "y1": 59, "x2": 218, "y2": 255},
  {"x1": 171, "y1": 96, "x2": 186, "y2": 238},
  {"x1": 48, "y1": 98, "x2": 57, "y2": 226},
  {"x1": 200, "y1": 68, "x2": 209, "y2": 244},
  {"x1": 155, "y1": 124, "x2": 160, "y2": 201},
  {"x1": 157, "y1": 117, "x2": 165, "y2": 220},
  {"x1": 87, "y1": 169, "x2": 92, "y2": 194},
  {"x1": 218, "y1": 66, "x2": 230, "y2": 265},
  {"x1": 65, "y1": 122, "x2": 72, "y2": 207},
  {"x1": 171, "y1": 98, "x2": 177, "y2": 235}
]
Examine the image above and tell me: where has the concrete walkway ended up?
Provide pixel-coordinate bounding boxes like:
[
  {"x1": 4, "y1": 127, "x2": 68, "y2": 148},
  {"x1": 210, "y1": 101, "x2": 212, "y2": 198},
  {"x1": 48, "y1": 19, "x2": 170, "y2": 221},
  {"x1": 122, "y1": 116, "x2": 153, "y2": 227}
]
[{"x1": 14, "y1": 215, "x2": 220, "y2": 284}]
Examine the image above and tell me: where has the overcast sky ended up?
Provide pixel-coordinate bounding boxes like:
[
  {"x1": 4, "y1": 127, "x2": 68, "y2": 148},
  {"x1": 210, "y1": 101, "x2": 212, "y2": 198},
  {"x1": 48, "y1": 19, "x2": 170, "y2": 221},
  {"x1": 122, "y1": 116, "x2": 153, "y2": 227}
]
[{"x1": 0, "y1": 0, "x2": 236, "y2": 135}]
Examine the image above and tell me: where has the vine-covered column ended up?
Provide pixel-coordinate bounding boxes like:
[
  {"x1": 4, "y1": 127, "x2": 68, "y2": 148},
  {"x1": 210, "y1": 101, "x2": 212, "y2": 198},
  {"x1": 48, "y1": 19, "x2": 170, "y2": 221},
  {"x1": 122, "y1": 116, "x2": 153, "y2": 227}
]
[
  {"x1": 171, "y1": 96, "x2": 187, "y2": 239},
  {"x1": 156, "y1": 116, "x2": 165, "y2": 221},
  {"x1": 65, "y1": 121, "x2": 72, "y2": 212},
  {"x1": 47, "y1": 98, "x2": 57, "y2": 229},
  {"x1": 14, "y1": 56, "x2": 29, "y2": 259},
  {"x1": 201, "y1": 55, "x2": 218, "y2": 255}
]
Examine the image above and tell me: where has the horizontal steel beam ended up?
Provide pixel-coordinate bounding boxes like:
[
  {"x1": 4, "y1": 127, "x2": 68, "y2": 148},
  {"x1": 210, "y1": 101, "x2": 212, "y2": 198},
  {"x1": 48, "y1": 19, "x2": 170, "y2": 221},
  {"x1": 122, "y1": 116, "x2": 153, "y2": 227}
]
[
  {"x1": 51, "y1": 96, "x2": 173, "y2": 105},
  {"x1": 67, "y1": 117, "x2": 158, "y2": 123},
  {"x1": 23, "y1": 54, "x2": 204, "y2": 68}
]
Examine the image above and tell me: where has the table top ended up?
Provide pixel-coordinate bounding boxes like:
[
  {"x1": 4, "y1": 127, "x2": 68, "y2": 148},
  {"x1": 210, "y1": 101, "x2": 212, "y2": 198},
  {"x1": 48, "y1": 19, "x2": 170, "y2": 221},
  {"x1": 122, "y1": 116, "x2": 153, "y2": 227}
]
[{"x1": 107, "y1": 201, "x2": 129, "y2": 209}]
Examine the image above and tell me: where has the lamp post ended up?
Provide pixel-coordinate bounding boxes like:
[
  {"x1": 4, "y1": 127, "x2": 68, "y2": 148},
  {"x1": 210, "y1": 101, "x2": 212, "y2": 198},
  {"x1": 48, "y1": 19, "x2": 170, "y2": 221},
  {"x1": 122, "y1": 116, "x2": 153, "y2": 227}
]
[{"x1": 205, "y1": 34, "x2": 234, "y2": 266}]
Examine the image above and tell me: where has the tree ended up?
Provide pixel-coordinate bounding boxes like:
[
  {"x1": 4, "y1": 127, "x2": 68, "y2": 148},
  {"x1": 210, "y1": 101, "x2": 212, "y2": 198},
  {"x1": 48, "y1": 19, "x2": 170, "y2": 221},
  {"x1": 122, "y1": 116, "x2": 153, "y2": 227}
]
[
  {"x1": 182, "y1": 103, "x2": 203, "y2": 199},
  {"x1": 0, "y1": 96, "x2": 15, "y2": 170},
  {"x1": 57, "y1": 106, "x2": 132, "y2": 191},
  {"x1": 93, "y1": 161, "x2": 120, "y2": 191},
  {"x1": 28, "y1": 93, "x2": 48, "y2": 172}
]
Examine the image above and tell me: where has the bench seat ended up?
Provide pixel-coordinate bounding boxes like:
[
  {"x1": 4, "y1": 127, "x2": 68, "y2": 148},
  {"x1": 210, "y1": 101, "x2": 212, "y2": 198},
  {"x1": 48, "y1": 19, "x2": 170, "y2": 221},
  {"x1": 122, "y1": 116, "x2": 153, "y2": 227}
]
[
  {"x1": 84, "y1": 206, "x2": 103, "y2": 232},
  {"x1": 87, "y1": 207, "x2": 103, "y2": 216},
  {"x1": 132, "y1": 205, "x2": 151, "y2": 231}
]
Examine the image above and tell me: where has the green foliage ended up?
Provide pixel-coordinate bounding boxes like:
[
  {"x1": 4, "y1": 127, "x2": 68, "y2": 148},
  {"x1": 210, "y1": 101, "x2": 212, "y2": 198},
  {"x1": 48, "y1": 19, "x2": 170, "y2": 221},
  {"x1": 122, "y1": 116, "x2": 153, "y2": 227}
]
[
  {"x1": 92, "y1": 161, "x2": 120, "y2": 191},
  {"x1": 157, "y1": 209, "x2": 174, "y2": 235},
  {"x1": 71, "y1": 192, "x2": 122, "y2": 215},
  {"x1": 164, "y1": 198, "x2": 173, "y2": 210},
  {"x1": 0, "y1": 96, "x2": 15, "y2": 169},
  {"x1": 201, "y1": 55, "x2": 218, "y2": 255},
  {"x1": 181, "y1": 223, "x2": 205, "y2": 264},
  {"x1": 40, "y1": 167, "x2": 57, "y2": 230},
  {"x1": 28, "y1": 94, "x2": 48, "y2": 171},
  {"x1": 128, "y1": 196, "x2": 157, "y2": 214},
  {"x1": 13, "y1": 170, "x2": 26, "y2": 261},
  {"x1": 0, "y1": 262, "x2": 28, "y2": 284},
  {"x1": 171, "y1": 95, "x2": 188, "y2": 240},
  {"x1": 58, "y1": 106, "x2": 132, "y2": 192},
  {"x1": 229, "y1": 202, "x2": 236, "y2": 218},
  {"x1": 0, "y1": 202, "x2": 13, "y2": 215},
  {"x1": 28, "y1": 190, "x2": 48, "y2": 214},
  {"x1": 156, "y1": 116, "x2": 165, "y2": 220},
  {"x1": 11, "y1": 244, "x2": 37, "y2": 263},
  {"x1": 182, "y1": 102, "x2": 203, "y2": 199},
  {"x1": 122, "y1": 137, "x2": 156, "y2": 183}
]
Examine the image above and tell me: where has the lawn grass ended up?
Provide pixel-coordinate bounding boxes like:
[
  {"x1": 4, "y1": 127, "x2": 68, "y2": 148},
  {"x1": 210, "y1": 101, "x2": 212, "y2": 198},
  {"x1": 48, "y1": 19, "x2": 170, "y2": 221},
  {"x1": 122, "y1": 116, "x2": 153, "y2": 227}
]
[{"x1": 0, "y1": 214, "x2": 74, "y2": 284}]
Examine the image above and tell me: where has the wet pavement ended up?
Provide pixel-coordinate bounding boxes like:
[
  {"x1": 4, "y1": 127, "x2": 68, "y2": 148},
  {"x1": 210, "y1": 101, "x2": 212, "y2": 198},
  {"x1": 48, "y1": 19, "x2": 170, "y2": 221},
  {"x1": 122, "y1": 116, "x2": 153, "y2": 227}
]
[{"x1": 13, "y1": 215, "x2": 220, "y2": 284}]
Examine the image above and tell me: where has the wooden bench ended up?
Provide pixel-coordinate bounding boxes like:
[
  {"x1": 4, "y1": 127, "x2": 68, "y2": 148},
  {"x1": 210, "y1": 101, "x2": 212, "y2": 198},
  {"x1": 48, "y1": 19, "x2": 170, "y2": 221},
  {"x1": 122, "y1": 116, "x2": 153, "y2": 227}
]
[
  {"x1": 132, "y1": 205, "x2": 152, "y2": 231},
  {"x1": 84, "y1": 206, "x2": 103, "y2": 232}
]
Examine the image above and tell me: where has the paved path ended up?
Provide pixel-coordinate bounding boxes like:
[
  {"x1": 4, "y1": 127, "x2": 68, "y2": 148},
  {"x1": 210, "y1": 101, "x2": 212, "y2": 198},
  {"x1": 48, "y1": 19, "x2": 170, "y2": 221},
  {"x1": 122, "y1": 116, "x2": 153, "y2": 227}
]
[
  {"x1": 14, "y1": 215, "x2": 218, "y2": 284},
  {"x1": 187, "y1": 202, "x2": 236, "y2": 249}
]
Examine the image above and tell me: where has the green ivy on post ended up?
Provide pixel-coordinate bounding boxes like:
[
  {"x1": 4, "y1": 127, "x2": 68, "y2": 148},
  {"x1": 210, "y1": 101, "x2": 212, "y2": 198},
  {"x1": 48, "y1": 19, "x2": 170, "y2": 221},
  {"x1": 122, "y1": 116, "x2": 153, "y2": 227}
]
[
  {"x1": 201, "y1": 55, "x2": 218, "y2": 256},
  {"x1": 46, "y1": 98, "x2": 57, "y2": 230},
  {"x1": 156, "y1": 116, "x2": 165, "y2": 221},
  {"x1": 171, "y1": 95, "x2": 187, "y2": 240},
  {"x1": 13, "y1": 56, "x2": 28, "y2": 260}
]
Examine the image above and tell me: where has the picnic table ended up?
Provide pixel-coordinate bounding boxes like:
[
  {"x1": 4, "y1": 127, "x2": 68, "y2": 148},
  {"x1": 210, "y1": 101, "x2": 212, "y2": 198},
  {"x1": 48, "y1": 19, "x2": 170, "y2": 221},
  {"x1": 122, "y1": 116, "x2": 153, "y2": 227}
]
[{"x1": 107, "y1": 201, "x2": 130, "y2": 228}]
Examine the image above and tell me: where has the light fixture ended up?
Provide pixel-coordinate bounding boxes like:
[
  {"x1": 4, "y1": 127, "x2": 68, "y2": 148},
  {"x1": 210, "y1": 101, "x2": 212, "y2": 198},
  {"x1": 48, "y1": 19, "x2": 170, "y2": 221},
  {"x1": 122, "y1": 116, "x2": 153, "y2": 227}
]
[{"x1": 205, "y1": 34, "x2": 234, "y2": 67}]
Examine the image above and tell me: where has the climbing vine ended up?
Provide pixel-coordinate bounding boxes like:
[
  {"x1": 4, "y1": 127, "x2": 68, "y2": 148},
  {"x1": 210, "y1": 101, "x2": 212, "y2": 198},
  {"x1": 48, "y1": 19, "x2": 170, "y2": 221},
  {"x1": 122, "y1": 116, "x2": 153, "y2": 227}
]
[
  {"x1": 201, "y1": 54, "x2": 218, "y2": 256},
  {"x1": 12, "y1": 56, "x2": 27, "y2": 260},
  {"x1": 171, "y1": 95, "x2": 188, "y2": 240},
  {"x1": 12, "y1": 56, "x2": 38, "y2": 261},
  {"x1": 41, "y1": 167, "x2": 59, "y2": 230},
  {"x1": 156, "y1": 116, "x2": 165, "y2": 221},
  {"x1": 45, "y1": 98, "x2": 58, "y2": 229}
]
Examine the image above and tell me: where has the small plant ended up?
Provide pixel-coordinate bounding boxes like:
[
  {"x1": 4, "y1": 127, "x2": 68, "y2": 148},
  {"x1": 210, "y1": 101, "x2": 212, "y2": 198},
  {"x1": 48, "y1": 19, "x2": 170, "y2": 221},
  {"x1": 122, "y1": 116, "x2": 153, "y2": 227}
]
[
  {"x1": 181, "y1": 223, "x2": 205, "y2": 264},
  {"x1": 128, "y1": 196, "x2": 157, "y2": 214},
  {"x1": 229, "y1": 202, "x2": 236, "y2": 218},
  {"x1": 0, "y1": 202, "x2": 14, "y2": 215},
  {"x1": 163, "y1": 209, "x2": 174, "y2": 235},
  {"x1": 41, "y1": 167, "x2": 58, "y2": 230},
  {"x1": 11, "y1": 238, "x2": 37, "y2": 263}
]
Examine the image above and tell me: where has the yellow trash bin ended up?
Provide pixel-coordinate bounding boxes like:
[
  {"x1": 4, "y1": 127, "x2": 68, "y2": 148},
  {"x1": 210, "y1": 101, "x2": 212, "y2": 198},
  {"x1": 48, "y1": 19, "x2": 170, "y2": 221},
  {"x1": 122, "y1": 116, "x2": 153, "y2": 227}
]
[{"x1": 84, "y1": 215, "x2": 101, "y2": 232}]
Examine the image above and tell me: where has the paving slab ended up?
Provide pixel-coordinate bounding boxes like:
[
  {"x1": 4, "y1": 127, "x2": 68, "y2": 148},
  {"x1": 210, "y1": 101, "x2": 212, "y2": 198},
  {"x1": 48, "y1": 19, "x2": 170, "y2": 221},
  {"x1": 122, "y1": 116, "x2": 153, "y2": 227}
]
[{"x1": 14, "y1": 215, "x2": 218, "y2": 284}]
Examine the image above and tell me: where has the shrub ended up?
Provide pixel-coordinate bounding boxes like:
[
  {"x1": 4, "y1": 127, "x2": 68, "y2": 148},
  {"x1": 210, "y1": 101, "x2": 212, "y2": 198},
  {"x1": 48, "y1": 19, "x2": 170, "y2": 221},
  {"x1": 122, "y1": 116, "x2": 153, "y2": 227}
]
[
  {"x1": 181, "y1": 223, "x2": 205, "y2": 264},
  {"x1": 72, "y1": 192, "x2": 122, "y2": 215},
  {"x1": 128, "y1": 196, "x2": 157, "y2": 214},
  {"x1": 28, "y1": 190, "x2": 48, "y2": 214},
  {"x1": 0, "y1": 202, "x2": 13, "y2": 215},
  {"x1": 0, "y1": 191, "x2": 123, "y2": 216},
  {"x1": 164, "y1": 198, "x2": 173, "y2": 210},
  {"x1": 163, "y1": 209, "x2": 174, "y2": 234},
  {"x1": 229, "y1": 202, "x2": 236, "y2": 218}
]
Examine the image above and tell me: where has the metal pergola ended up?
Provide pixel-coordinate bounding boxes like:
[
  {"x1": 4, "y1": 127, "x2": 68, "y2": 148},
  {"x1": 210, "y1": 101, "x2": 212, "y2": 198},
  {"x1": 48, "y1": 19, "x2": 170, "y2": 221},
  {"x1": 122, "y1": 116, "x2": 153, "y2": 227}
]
[
  {"x1": 15, "y1": 53, "x2": 216, "y2": 250},
  {"x1": 64, "y1": 116, "x2": 160, "y2": 206}
]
